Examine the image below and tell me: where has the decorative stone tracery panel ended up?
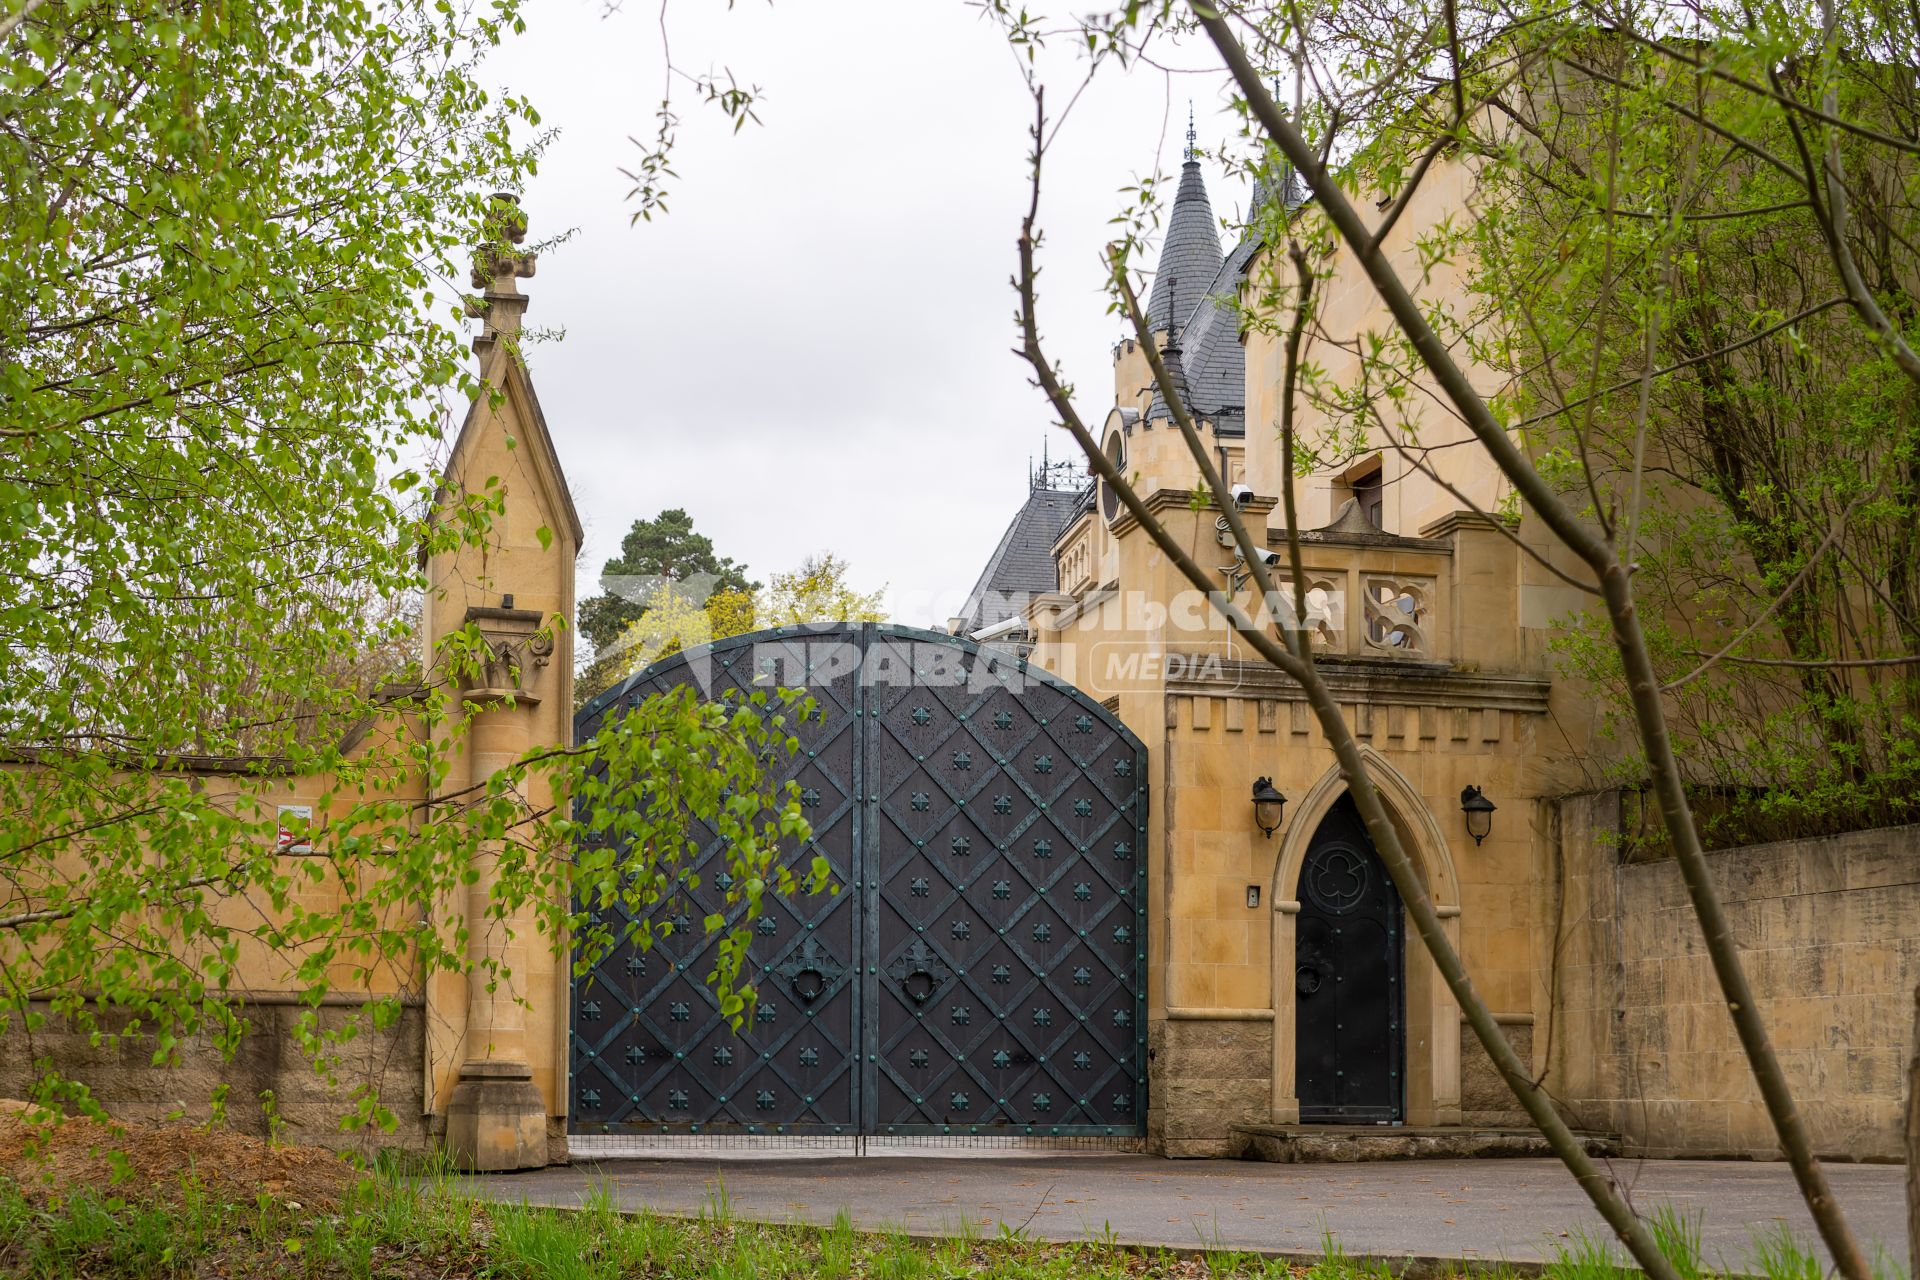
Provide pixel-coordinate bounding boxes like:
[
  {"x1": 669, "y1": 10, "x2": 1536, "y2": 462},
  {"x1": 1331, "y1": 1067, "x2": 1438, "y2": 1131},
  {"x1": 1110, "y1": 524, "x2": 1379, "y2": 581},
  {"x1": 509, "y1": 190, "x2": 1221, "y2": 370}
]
[{"x1": 1361, "y1": 576, "x2": 1432, "y2": 656}]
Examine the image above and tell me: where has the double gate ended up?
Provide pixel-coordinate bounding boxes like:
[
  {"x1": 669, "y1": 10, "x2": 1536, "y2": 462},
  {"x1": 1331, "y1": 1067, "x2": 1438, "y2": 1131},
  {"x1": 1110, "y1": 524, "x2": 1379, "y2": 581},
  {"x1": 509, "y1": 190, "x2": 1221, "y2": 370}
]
[{"x1": 569, "y1": 624, "x2": 1148, "y2": 1137}]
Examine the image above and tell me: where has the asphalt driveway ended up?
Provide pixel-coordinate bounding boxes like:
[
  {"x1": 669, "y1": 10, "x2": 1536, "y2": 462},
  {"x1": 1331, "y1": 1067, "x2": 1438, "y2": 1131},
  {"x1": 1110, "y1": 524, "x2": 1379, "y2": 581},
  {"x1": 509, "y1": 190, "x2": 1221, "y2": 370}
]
[{"x1": 467, "y1": 1153, "x2": 1910, "y2": 1271}]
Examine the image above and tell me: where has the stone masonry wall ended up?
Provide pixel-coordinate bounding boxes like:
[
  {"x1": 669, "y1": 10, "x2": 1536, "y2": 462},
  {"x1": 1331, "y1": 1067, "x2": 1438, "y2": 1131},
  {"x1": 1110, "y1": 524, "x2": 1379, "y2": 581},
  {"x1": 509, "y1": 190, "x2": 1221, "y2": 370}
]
[
  {"x1": 1149, "y1": 1015, "x2": 1272, "y2": 1157},
  {"x1": 1459, "y1": 1017, "x2": 1531, "y2": 1127},
  {"x1": 0, "y1": 999, "x2": 429, "y2": 1157},
  {"x1": 1550, "y1": 799, "x2": 1919, "y2": 1160}
]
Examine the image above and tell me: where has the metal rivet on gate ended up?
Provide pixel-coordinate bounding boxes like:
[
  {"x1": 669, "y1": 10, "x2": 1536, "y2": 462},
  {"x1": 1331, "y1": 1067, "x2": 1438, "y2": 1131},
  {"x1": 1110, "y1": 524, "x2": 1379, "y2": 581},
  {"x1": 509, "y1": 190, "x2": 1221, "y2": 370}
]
[
  {"x1": 808, "y1": 750, "x2": 816, "y2": 758},
  {"x1": 806, "y1": 1095, "x2": 814, "y2": 1103},
  {"x1": 869, "y1": 966, "x2": 877, "y2": 974},
  {"x1": 916, "y1": 925, "x2": 924, "y2": 933},
  {"x1": 869, "y1": 1054, "x2": 876, "y2": 1061},
  {"x1": 916, "y1": 753, "x2": 924, "y2": 761},
  {"x1": 676, "y1": 1051, "x2": 684, "y2": 1060}
]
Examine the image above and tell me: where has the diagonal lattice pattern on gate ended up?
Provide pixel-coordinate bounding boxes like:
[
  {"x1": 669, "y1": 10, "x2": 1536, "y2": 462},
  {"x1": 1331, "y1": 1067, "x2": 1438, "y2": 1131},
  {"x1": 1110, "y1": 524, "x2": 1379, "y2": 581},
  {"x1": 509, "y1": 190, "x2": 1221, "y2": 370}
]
[{"x1": 569, "y1": 623, "x2": 1147, "y2": 1137}]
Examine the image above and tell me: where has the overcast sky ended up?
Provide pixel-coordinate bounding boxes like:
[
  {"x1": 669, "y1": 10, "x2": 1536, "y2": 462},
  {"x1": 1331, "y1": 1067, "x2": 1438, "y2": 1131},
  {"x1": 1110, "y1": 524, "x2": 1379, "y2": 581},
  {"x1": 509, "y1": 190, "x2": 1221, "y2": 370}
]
[{"x1": 486, "y1": 1, "x2": 1248, "y2": 627}]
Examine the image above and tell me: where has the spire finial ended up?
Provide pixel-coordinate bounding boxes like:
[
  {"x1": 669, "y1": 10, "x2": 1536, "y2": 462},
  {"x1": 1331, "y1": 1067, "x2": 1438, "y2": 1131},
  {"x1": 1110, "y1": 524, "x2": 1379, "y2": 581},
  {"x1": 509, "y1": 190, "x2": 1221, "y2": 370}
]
[{"x1": 1186, "y1": 101, "x2": 1197, "y2": 161}]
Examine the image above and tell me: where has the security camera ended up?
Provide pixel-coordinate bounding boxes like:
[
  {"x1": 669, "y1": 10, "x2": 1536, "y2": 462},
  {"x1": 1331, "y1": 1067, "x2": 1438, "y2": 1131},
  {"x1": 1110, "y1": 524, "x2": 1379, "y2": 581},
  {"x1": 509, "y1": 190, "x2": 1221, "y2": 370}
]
[
  {"x1": 1230, "y1": 483, "x2": 1255, "y2": 508},
  {"x1": 1257, "y1": 549, "x2": 1282, "y2": 567}
]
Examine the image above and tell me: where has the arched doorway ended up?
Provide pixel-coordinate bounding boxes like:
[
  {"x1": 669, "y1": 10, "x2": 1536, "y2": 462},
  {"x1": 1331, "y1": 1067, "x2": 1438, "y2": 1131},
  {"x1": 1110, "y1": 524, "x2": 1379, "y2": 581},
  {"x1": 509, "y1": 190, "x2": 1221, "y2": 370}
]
[
  {"x1": 1270, "y1": 748, "x2": 1462, "y2": 1127},
  {"x1": 1294, "y1": 794, "x2": 1404, "y2": 1122}
]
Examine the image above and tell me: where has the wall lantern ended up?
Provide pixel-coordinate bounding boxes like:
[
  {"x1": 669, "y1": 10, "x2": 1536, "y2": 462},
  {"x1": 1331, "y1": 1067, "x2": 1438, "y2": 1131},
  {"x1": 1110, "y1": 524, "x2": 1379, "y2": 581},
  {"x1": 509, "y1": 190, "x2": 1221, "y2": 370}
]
[
  {"x1": 1460, "y1": 784, "x2": 1497, "y2": 846},
  {"x1": 1251, "y1": 776, "x2": 1286, "y2": 838}
]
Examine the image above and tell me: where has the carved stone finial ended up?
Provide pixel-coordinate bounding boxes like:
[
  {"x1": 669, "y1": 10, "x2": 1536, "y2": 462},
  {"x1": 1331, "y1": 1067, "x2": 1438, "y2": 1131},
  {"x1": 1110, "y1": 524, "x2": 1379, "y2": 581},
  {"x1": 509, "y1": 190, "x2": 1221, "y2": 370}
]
[{"x1": 469, "y1": 193, "x2": 538, "y2": 359}]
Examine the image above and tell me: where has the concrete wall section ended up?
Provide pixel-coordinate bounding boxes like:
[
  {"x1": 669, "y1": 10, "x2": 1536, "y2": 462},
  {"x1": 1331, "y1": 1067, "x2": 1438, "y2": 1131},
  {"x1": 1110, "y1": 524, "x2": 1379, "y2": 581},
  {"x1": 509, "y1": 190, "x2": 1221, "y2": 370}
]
[
  {"x1": 1549, "y1": 802, "x2": 1919, "y2": 1160},
  {"x1": 0, "y1": 999, "x2": 428, "y2": 1155}
]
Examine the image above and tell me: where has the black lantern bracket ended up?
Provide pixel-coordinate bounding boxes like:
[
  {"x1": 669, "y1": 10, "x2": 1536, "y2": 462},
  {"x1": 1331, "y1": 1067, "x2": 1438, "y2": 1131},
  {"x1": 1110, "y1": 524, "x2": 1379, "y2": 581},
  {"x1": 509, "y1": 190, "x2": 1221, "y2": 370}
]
[
  {"x1": 1252, "y1": 776, "x2": 1286, "y2": 839},
  {"x1": 1460, "y1": 784, "x2": 1497, "y2": 846}
]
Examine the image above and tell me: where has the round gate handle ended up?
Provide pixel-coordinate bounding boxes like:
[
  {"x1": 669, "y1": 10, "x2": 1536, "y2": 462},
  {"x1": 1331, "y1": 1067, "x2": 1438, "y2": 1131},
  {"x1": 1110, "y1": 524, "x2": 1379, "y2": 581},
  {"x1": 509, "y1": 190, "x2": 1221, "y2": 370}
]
[
  {"x1": 1295, "y1": 964, "x2": 1322, "y2": 996},
  {"x1": 791, "y1": 966, "x2": 826, "y2": 1004},
  {"x1": 903, "y1": 969, "x2": 936, "y2": 1004}
]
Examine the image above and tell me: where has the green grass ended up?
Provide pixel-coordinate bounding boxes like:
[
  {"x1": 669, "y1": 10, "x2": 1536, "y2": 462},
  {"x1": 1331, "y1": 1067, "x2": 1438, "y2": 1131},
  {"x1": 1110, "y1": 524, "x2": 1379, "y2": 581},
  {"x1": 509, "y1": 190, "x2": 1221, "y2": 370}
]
[{"x1": 0, "y1": 1168, "x2": 1887, "y2": 1280}]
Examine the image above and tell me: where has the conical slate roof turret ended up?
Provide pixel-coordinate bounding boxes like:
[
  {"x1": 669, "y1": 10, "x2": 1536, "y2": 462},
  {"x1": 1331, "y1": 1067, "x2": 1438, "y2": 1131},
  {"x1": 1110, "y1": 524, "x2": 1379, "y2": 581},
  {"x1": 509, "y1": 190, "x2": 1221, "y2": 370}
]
[{"x1": 1145, "y1": 152, "x2": 1224, "y2": 338}]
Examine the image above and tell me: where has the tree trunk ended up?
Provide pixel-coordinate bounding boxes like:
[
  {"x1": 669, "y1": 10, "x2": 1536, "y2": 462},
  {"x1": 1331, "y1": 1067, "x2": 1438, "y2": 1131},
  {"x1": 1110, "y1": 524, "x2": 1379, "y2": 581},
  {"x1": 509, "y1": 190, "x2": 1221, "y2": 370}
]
[{"x1": 1906, "y1": 980, "x2": 1918, "y2": 1279}]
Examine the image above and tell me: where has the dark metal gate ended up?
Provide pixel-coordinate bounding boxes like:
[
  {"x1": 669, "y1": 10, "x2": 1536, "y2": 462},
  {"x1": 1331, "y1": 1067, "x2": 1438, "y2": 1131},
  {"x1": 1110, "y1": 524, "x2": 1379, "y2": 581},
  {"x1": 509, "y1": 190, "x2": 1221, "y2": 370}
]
[
  {"x1": 1294, "y1": 793, "x2": 1404, "y2": 1123},
  {"x1": 568, "y1": 623, "x2": 1148, "y2": 1138}
]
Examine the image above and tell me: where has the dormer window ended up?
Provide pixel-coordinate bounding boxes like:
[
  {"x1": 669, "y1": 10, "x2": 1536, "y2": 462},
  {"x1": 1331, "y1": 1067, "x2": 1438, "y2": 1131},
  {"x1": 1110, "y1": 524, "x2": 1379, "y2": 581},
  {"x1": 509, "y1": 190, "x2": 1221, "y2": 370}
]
[{"x1": 1350, "y1": 461, "x2": 1383, "y2": 530}]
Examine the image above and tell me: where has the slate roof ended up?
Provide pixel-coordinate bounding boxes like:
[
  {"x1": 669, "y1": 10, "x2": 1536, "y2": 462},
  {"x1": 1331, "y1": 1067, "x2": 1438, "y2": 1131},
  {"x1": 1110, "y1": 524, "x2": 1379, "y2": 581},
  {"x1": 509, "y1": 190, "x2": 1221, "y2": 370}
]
[
  {"x1": 1143, "y1": 160, "x2": 1304, "y2": 436},
  {"x1": 1145, "y1": 160, "x2": 1223, "y2": 337},
  {"x1": 955, "y1": 486, "x2": 1083, "y2": 634}
]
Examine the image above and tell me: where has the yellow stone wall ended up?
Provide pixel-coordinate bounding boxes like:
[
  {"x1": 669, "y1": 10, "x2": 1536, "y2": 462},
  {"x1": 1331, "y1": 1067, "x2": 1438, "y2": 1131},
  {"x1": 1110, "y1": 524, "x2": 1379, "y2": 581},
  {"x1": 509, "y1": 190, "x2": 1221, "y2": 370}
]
[{"x1": 1550, "y1": 796, "x2": 1920, "y2": 1159}]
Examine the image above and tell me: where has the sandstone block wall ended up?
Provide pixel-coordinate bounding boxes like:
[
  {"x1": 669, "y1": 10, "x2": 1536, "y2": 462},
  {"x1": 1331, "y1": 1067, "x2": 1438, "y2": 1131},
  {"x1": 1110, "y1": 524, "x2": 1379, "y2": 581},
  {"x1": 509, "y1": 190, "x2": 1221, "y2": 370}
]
[
  {"x1": 1149, "y1": 1015, "x2": 1272, "y2": 1157},
  {"x1": 1459, "y1": 1016, "x2": 1531, "y2": 1127},
  {"x1": 1551, "y1": 800, "x2": 1919, "y2": 1160},
  {"x1": 0, "y1": 999, "x2": 429, "y2": 1157}
]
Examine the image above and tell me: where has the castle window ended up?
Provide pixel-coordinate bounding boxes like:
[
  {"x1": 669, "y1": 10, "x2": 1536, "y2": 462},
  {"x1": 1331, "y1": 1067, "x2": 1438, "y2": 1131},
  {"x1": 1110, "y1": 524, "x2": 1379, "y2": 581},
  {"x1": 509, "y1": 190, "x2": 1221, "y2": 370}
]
[
  {"x1": 1352, "y1": 464, "x2": 1383, "y2": 529},
  {"x1": 1099, "y1": 431, "x2": 1126, "y2": 524}
]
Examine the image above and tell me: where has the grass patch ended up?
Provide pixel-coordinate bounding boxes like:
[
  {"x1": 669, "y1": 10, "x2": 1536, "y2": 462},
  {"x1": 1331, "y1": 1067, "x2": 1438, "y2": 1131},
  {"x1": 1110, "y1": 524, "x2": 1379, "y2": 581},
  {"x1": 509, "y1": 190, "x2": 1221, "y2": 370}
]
[{"x1": 0, "y1": 1166, "x2": 1867, "y2": 1280}]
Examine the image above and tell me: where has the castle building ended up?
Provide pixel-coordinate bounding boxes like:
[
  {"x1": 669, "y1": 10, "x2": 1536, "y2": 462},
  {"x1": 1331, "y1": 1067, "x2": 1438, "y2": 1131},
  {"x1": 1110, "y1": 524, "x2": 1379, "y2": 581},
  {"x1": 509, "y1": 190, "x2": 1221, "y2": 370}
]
[{"x1": 975, "y1": 142, "x2": 1918, "y2": 1160}]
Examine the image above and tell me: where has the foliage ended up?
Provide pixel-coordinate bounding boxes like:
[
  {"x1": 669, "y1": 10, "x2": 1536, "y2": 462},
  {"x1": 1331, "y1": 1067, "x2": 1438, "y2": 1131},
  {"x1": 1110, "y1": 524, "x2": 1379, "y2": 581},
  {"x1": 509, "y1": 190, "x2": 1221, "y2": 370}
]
[
  {"x1": 579, "y1": 509, "x2": 758, "y2": 656},
  {"x1": 0, "y1": 0, "x2": 821, "y2": 1123},
  {"x1": 582, "y1": 550, "x2": 888, "y2": 708},
  {"x1": 758, "y1": 552, "x2": 889, "y2": 629},
  {"x1": 576, "y1": 510, "x2": 759, "y2": 708},
  {"x1": 1457, "y1": 30, "x2": 1920, "y2": 845},
  {"x1": 586, "y1": 582, "x2": 759, "y2": 703}
]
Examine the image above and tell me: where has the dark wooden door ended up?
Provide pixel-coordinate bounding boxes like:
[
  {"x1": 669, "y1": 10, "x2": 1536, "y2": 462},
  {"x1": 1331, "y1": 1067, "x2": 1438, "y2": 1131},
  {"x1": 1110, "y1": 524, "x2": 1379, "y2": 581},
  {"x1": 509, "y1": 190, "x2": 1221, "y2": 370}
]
[{"x1": 1294, "y1": 793, "x2": 1404, "y2": 1123}]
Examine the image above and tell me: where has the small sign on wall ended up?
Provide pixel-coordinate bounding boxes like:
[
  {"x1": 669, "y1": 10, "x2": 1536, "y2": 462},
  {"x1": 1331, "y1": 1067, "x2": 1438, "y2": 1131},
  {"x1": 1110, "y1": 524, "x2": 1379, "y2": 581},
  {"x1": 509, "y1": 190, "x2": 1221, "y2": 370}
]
[{"x1": 275, "y1": 804, "x2": 313, "y2": 854}]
